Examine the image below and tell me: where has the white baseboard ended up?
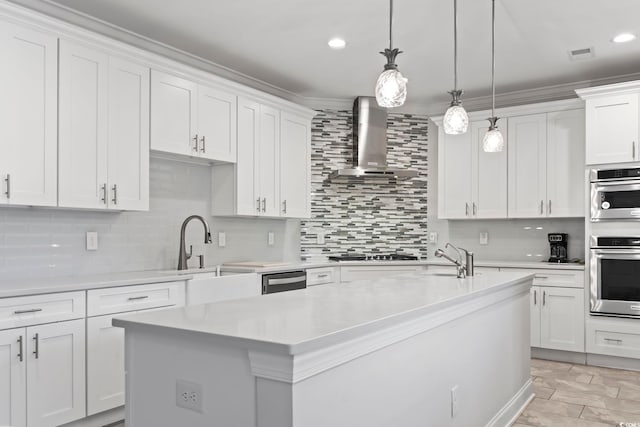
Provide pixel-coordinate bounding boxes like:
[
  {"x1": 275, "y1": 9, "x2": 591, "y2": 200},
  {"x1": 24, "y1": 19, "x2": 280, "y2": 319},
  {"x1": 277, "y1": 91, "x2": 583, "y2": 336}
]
[
  {"x1": 60, "y1": 407, "x2": 124, "y2": 427},
  {"x1": 532, "y1": 347, "x2": 587, "y2": 364},
  {"x1": 587, "y1": 353, "x2": 640, "y2": 372},
  {"x1": 486, "y1": 379, "x2": 534, "y2": 427}
]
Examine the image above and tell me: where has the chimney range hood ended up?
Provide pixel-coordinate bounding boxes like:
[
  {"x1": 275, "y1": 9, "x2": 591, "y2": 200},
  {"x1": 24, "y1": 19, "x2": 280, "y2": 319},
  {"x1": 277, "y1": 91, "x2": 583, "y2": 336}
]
[{"x1": 330, "y1": 97, "x2": 418, "y2": 180}]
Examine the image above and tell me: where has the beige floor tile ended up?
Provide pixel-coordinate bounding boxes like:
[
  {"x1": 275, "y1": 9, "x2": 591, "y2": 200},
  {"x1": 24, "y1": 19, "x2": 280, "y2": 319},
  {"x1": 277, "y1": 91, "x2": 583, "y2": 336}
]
[
  {"x1": 570, "y1": 364, "x2": 640, "y2": 381},
  {"x1": 531, "y1": 367, "x2": 592, "y2": 384},
  {"x1": 534, "y1": 377, "x2": 619, "y2": 398},
  {"x1": 525, "y1": 398, "x2": 584, "y2": 418},
  {"x1": 591, "y1": 375, "x2": 640, "y2": 392},
  {"x1": 552, "y1": 389, "x2": 640, "y2": 415},
  {"x1": 531, "y1": 358, "x2": 573, "y2": 372},
  {"x1": 580, "y1": 406, "x2": 640, "y2": 425},
  {"x1": 533, "y1": 383, "x2": 555, "y2": 400},
  {"x1": 619, "y1": 388, "x2": 640, "y2": 402},
  {"x1": 517, "y1": 409, "x2": 610, "y2": 427}
]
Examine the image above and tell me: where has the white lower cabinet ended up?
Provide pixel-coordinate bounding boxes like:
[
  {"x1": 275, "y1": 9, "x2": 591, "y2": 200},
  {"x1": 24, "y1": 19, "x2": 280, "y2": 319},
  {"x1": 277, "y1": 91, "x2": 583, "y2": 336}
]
[
  {"x1": 0, "y1": 328, "x2": 26, "y2": 427},
  {"x1": 185, "y1": 273, "x2": 260, "y2": 305},
  {"x1": 532, "y1": 286, "x2": 585, "y2": 352},
  {"x1": 587, "y1": 317, "x2": 640, "y2": 359},
  {"x1": 306, "y1": 267, "x2": 340, "y2": 286},
  {"x1": 340, "y1": 265, "x2": 426, "y2": 283}
]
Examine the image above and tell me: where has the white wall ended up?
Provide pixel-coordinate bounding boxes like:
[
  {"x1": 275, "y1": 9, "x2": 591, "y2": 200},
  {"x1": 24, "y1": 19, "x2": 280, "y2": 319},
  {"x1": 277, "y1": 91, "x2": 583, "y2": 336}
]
[
  {"x1": 426, "y1": 119, "x2": 586, "y2": 262},
  {"x1": 0, "y1": 158, "x2": 300, "y2": 280}
]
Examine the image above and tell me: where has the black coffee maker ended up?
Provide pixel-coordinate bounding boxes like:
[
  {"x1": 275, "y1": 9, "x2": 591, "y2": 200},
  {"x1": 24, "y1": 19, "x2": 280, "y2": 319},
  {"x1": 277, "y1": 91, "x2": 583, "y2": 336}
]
[{"x1": 548, "y1": 233, "x2": 568, "y2": 263}]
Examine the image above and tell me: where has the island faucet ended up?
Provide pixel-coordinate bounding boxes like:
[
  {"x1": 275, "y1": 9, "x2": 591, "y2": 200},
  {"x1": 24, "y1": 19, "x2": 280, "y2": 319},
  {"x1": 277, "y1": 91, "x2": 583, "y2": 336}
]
[
  {"x1": 434, "y1": 242, "x2": 474, "y2": 278},
  {"x1": 177, "y1": 215, "x2": 212, "y2": 270}
]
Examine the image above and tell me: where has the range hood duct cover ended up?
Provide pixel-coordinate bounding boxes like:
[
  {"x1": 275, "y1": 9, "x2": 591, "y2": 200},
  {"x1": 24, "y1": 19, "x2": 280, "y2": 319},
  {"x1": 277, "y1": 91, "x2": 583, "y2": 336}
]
[{"x1": 331, "y1": 97, "x2": 418, "y2": 180}]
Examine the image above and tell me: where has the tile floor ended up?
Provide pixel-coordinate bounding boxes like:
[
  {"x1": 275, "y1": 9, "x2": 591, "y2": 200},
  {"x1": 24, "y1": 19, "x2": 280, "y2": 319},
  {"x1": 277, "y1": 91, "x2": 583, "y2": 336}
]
[{"x1": 514, "y1": 359, "x2": 640, "y2": 426}]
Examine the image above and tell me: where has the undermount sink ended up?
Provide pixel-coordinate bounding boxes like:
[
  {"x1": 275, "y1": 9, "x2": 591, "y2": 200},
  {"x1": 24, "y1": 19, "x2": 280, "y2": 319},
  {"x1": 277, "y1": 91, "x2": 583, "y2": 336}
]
[{"x1": 425, "y1": 272, "x2": 459, "y2": 277}]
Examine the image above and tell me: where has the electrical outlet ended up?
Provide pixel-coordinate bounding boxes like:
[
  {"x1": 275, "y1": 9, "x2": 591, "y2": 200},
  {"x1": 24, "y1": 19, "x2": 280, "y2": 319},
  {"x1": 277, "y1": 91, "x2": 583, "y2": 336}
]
[
  {"x1": 451, "y1": 385, "x2": 459, "y2": 418},
  {"x1": 176, "y1": 380, "x2": 203, "y2": 413},
  {"x1": 86, "y1": 232, "x2": 98, "y2": 251},
  {"x1": 317, "y1": 231, "x2": 325, "y2": 245},
  {"x1": 429, "y1": 232, "x2": 438, "y2": 244},
  {"x1": 268, "y1": 231, "x2": 275, "y2": 246},
  {"x1": 218, "y1": 232, "x2": 226, "y2": 247},
  {"x1": 479, "y1": 232, "x2": 489, "y2": 245}
]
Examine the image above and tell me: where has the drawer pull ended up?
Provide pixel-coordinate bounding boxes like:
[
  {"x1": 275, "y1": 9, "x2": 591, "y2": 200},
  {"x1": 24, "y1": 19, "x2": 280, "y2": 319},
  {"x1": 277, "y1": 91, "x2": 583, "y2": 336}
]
[
  {"x1": 128, "y1": 296, "x2": 150, "y2": 301},
  {"x1": 533, "y1": 290, "x2": 537, "y2": 305},
  {"x1": 17, "y1": 335, "x2": 23, "y2": 362},
  {"x1": 317, "y1": 274, "x2": 330, "y2": 278},
  {"x1": 14, "y1": 308, "x2": 43, "y2": 315},
  {"x1": 33, "y1": 333, "x2": 39, "y2": 359},
  {"x1": 604, "y1": 338, "x2": 623, "y2": 344},
  {"x1": 542, "y1": 290, "x2": 546, "y2": 306}
]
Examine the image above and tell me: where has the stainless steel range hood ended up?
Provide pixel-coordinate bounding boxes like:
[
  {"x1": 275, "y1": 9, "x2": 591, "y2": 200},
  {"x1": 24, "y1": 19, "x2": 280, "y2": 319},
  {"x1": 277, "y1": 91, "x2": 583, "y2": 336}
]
[{"x1": 330, "y1": 96, "x2": 418, "y2": 180}]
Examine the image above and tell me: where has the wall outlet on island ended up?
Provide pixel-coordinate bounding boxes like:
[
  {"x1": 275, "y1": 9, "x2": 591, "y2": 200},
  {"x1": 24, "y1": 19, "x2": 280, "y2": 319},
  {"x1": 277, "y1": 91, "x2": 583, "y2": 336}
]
[
  {"x1": 479, "y1": 232, "x2": 489, "y2": 245},
  {"x1": 176, "y1": 379, "x2": 203, "y2": 413}
]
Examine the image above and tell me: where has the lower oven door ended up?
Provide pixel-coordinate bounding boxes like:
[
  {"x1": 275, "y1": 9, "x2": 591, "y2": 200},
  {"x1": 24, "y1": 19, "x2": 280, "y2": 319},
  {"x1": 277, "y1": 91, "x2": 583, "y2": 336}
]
[
  {"x1": 262, "y1": 270, "x2": 306, "y2": 294},
  {"x1": 591, "y1": 180, "x2": 640, "y2": 221},
  {"x1": 590, "y1": 249, "x2": 640, "y2": 317}
]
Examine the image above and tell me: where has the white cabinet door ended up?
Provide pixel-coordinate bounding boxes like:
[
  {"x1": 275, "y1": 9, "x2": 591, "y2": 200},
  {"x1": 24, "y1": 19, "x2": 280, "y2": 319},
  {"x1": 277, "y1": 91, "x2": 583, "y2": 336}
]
[
  {"x1": 547, "y1": 109, "x2": 585, "y2": 217},
  {"x1": 585, "y1": 94, "x2": 639, "y2": 165},
  {"x1": 107, "y1": 57, "x2": 150, "y2": 211},
  {"x1": 26, "y1": 319, "x2": 85, "y2": 427},
  {"x1": 530, "y1": 287, "x2": 541, "y2": 348},
  {"x1": 258, "y1": 104, "x2": 280, "y2": 216},
  {"x1": 150, "y1": 70, "x2": 197, "y2": 156},
  {"x1": 540, "y1": 287, "x2": 585, "y2": 352},
  {"x1": 58, "y1": 41, "x2": 109, "y2": 209},
  {"x1": 280, "y1": 112, "x2": 311, "y2": 218},
  {"x1": 508, "y1": 114, "x2": 547, "y2": 218},
  {"x1": 0, "y1": 329, "x2": 26, "y2": 427},
  {"x1": 197, "y1": 85, "x2": 237, "y2": 162},
  {"x1": 0, "y1": 22, "x2": 57, "y2": 207},
  {"x1": 87, "y1": 314, "x2": 124, "y2": 415},
  {"x1": 472, "y1": 120, "x2": 507, "y2": 218},
  {"x1": 236, "y1": 97, "x2": 260, "y2": 215},
  {"x1": 437, "y1": 129, "x2": 472, "y2": 219}
]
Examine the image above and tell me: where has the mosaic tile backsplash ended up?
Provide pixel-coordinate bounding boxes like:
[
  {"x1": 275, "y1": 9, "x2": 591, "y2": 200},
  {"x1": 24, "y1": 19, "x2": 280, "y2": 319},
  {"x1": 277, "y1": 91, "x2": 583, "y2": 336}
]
[{"x1": 300, "y1": 109, "x2": 429, "y2": 260}]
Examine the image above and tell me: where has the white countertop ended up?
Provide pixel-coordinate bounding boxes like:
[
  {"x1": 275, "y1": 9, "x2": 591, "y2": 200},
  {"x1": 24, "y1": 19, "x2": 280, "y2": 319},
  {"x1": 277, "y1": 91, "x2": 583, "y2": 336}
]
[{"x1": 113, "y1": 271, "x2": 533, "y2": 354}]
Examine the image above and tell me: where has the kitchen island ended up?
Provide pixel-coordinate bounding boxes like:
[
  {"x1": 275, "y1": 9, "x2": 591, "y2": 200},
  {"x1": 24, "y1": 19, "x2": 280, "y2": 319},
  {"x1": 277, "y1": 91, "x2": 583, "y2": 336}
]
[{"x1": 114, "y1": 271, "x2": 534, "y2": 427}]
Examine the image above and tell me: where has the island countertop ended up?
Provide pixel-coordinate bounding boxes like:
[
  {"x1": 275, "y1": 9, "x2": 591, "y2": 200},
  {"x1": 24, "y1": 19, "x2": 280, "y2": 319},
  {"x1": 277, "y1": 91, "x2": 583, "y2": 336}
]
[{"x1": 114, "y1": 271, "x2": 533, "y2": 355}]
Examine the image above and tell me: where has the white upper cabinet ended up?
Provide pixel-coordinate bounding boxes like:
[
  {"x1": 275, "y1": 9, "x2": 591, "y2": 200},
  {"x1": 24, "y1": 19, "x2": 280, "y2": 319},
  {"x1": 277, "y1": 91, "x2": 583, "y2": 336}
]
[
  {"x1": 437, "y1": 120, "x2": 507, "y2": 219},
  {"x1": 258, "y1": 104, "x2": 280, "y2": 217},
  {"x1": 280, "y1": 112, "x2": 311, "y2": 218},
  {"x1": 235, "y1": 97, "x2": 261, "y2": 215},
  {"x1": 577, "y1": 82, "x2": 640, "y2": 165},
  {"x1": 150, "y1": 70, "x2": 237, "y2": 162},
  {"x1": 0, "y1": 21, "x2": 57, "y2": 207},
  {"x1": 59, "y1": 40, "x2": 150, "y2": 211},
  {"x1": 508, "y1": 114, "x2": 548, "y2": 218}
]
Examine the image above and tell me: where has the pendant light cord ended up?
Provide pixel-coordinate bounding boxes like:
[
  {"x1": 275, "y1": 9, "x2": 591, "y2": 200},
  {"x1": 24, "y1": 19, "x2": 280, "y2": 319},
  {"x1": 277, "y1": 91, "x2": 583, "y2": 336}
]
[
  {"x1": 453, "y1": 0, "x2": 458, "y2": 90},
  {"x1": 389, "y1": 0, "x2": 394, "y2": 50},
  {"x1": 491, "y1": 0, "x2": 496, "y2": 116}
]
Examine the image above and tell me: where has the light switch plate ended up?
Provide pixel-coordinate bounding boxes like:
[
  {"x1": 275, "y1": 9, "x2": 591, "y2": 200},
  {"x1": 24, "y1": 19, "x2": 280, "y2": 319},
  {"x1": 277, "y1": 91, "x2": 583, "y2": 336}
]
[
  {"x1": 479, "y1": 232, "x2": 489, "y2": 245},
  {"x1": 86, "y1": 232, "x2": 98, "y2": 251},
  {"x1": 268, "y1": 232, "x2": 275, "y2": 246},
  {"x1": 218, "y1": 232, "x2": 226, "y2": 247},
  {"x1": 429, "y1": 232, "x2": 438, "y2": 244}
]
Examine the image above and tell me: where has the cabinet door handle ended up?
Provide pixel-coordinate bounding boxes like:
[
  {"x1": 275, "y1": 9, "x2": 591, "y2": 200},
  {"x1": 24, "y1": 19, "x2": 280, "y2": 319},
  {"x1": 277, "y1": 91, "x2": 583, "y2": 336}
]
[
  {"x1": 540, "y1": 200, "x2": 544, "y2": 215},
  {"x1": 192, "y1": 134, "x2": 199, "y2": 152},
  {"x1": 262, "y1": 198, "x2": 266, "y2": 213},
  {"x1": 17, "y1": 335, "x2": 23, "y2": 362},
  {"x1": 473, "y1": 203, "x2": 477, "y2": 216},
  {"x1": 32, "y1": 333, "x2": 39, "y2": 359},
  {"x1": 14, "y1": 308, "x2": 43, "y2": 314},
  {"x1": 533, "y1": 290, "x2": 537, "y2": 305},
  {"x1": 604, "y1": 337, "x2": 623, "y2": 344},
  {"x1": 112, "y1": 184, "x2": 118, "y2": 205},
  {"x1": 100, "y1": 183, "x2": 107, "y2": 204},
  {"x1": 128, "y1": 295, "x2": 149, "y2": 301},
  {"x1": 465, "y1": 203, "x2": 469, "y2": 217},
  {"x1": 256, "y1": 198, "x2": 261, "y2": 213},
  {"x1": 200, "y1": 135, "x2": 206, "y2": 153},
  {"x1": 4, "y1": 174, "x2": 10, "y2": 199},
  {"x1": 542, "y1": 290, "x2": 546, "y2": 306},
  {"x1": 282, "y1": 200, "x2": 287, "y2": 214},
  {"x1": 548, "y1": 200, "x2": 552, "y2": 215}
]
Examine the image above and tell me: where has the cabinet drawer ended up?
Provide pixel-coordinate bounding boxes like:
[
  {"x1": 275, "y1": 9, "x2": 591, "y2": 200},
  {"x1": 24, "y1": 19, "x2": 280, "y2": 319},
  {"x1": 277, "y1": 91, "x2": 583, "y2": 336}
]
[
  {"x1": 0, "y1": 291, "x2": 86, "y2": 330},
  {"x1": 499, "y1": 268, "x2": 584, "y2": 288},
  {"x1": 587, "y1": 318, "x2": 640, "y2": 359},
  {"x1": 306, "y1": 267, "x2": 339, "y2": 286},
  {"x1": 87, "y1": 281, "x2": 185, "y2": 316}
]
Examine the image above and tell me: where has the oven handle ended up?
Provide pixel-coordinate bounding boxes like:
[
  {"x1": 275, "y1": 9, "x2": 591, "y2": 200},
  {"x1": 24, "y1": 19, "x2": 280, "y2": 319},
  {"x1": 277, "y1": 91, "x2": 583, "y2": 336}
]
[
  {"x1": 266, "y1": 276, "x2": 306, "y2": 286},
  {"x1": 591, "y1": 179, "x2": 640, "y2": 187},
  {"x1": 591, "y1": 248, "x2": 640, "y2": 255}
]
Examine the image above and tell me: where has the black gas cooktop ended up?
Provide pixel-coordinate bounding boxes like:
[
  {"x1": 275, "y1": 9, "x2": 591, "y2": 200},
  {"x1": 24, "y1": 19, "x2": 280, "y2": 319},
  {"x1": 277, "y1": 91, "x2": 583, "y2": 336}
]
[{"x1": 328, "y1": 254, "x2": 419, "y2": 262}]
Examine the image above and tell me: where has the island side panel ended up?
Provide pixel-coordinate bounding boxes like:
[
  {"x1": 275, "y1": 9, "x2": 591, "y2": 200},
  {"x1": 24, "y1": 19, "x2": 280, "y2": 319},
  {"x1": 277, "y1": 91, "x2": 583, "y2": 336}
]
[
  {"x1": 124, "y1": 327, "x2": 257, "y2": 427},
  {"x1": 286, "y1": 290, "x2": 532, "y2": 427}
]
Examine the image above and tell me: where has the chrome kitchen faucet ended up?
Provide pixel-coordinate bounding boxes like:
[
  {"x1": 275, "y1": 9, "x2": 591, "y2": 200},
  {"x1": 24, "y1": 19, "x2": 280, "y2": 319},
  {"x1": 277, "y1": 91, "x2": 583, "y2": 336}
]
[{"x1": 177, "y1": 215, "x2": 212, "y2": 270}]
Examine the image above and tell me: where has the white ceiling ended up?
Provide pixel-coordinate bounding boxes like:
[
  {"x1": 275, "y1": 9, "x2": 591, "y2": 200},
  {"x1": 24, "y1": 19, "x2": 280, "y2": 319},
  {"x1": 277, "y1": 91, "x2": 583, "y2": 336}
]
[{"x1": 32, "y1": 0, "x2": 640, "y2": 110}]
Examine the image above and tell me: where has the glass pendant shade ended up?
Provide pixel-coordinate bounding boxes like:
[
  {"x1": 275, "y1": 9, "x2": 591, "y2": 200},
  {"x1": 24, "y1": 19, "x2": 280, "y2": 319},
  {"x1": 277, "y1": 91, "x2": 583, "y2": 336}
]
[
  {"x1": 482, "y1": 127, "x2": 504, "y2": 152},
  {"x1": 375, "y1": 69, "x2": 408, "y2": 108},
  {"x1": 443, "y1": 104, "x2": 469, "y2": 134}
]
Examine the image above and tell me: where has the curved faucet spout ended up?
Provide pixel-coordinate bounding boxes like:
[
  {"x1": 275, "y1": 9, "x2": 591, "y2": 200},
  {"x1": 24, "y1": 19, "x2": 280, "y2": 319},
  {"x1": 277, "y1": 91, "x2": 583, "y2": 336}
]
[{"x1": 178, "y1": 215, "x2": 212, "y2": 270}]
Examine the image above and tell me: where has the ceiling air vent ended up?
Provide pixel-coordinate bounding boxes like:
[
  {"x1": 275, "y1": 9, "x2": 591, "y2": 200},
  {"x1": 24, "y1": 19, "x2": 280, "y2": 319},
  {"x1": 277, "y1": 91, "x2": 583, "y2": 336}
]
[{"x1": 568, "y1": 47, "x2": 595, "y2": 61}]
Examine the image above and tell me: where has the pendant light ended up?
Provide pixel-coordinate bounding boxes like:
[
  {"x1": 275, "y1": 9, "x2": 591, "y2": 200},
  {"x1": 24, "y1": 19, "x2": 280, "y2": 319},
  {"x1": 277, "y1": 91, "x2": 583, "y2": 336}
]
[
  {"x1": 375, "y1": 0, "x2": 408, "y2": 108},
  {"x1": 482, "y1": 0, "x2": 504, "y2": 152},
  {"x1": 443, "y1": 0, "x2": 469, "y2": 135}
]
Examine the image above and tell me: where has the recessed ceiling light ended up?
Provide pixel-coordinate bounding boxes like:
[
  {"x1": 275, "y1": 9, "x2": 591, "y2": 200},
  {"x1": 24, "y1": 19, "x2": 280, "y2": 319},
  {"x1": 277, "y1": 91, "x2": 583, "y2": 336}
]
[
  {"x1": 328, "y1": 38, "x2": 346, "y2": 49},
  {"x1": 613, "y1": 33, "x2": 636, "y2": 43}
]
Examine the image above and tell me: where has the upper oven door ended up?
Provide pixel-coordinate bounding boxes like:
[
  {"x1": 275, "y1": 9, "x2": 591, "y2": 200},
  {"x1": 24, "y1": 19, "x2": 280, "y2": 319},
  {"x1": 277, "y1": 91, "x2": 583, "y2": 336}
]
[
  {"x1": 591, "y1": 180, "x2": 640, "y2": 221},
  {"x1": 590, "y1": 249, "x2": 640, "y2": 317}
]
